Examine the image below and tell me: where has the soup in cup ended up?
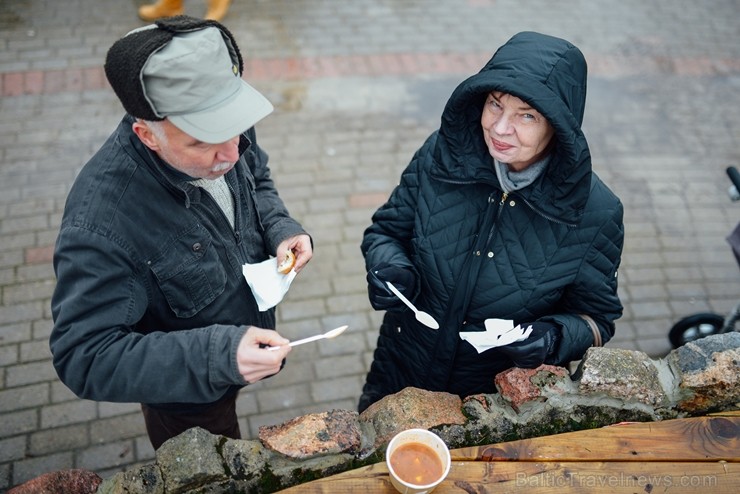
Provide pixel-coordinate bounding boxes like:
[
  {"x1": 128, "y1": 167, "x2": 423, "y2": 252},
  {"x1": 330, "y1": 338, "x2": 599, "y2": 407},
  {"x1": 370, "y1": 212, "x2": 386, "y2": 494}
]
[{"x1": 386, "y1": 429, "x2": 451, "y2": 494}]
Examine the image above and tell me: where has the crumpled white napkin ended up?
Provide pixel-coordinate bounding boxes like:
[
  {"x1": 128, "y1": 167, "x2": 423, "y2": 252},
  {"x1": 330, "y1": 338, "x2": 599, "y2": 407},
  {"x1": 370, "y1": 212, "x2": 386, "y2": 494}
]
[
  {"x1": 459, "y1": 318, "x2": 534, "y2": 354},
  {"x1": 242, "y1": 257, "x2": 297, "y2": 312}
]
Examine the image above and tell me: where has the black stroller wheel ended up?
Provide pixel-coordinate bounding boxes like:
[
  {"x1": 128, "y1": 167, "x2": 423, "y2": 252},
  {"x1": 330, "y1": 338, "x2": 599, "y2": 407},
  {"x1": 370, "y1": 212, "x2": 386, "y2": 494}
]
[{"x1": 668, "y1": 313, "x2": 725, "y2": 348}]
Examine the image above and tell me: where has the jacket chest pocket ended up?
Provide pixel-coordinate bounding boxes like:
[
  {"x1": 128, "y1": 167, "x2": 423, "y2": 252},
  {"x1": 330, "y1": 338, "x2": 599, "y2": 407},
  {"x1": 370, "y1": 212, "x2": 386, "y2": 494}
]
[{"x1": 148, "y1": 224, "x2": 227, "y2": 318}]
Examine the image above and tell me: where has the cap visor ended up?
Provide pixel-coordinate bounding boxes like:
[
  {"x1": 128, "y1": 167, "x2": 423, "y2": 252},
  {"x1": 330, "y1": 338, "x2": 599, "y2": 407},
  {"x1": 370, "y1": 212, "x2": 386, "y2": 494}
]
[{"x1": 169, "y1": 80, "x2": 274, "y2": 144}]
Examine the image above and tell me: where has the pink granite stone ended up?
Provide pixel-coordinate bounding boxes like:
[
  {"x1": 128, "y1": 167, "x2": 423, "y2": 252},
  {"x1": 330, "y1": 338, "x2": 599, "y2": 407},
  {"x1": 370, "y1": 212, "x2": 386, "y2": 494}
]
[
  {"x1": 8, "y1": 469, "x2": 101, "y2": 494},
  {"x1": 259, "y1": 409, "x2": 361, "y2": 460},
  {"x1": 495, "y1": 365, "x2": 570, "y2": 412}
]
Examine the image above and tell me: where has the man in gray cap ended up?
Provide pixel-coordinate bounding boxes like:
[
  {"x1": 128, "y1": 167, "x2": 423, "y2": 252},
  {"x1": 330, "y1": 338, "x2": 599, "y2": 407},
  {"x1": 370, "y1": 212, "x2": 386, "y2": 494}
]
[{"x1": 49, "y1": 16, "x2": 312, "y2": 449}]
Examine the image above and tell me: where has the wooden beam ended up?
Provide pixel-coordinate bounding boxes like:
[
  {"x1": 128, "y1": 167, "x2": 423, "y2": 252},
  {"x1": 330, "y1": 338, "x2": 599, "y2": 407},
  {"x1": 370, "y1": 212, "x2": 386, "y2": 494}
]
[
  {"x1": 452, "y1": 416, "x2": 739, "y2": 462},
  {"x1": 280, "y1": 461, "x2": 739, "y2": 493},
  {"x1": 277, "y1": 417, "x2": 740, "y2": 493}
]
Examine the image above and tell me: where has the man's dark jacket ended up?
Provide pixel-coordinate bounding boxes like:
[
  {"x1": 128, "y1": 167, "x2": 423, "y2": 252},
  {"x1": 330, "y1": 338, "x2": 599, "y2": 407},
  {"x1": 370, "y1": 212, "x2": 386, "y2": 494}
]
[
  {"x1": 50, "y1": 115, "x2": 307, "y2": 412},
  {"x1": 360, "y1": 32, "x2": 624, "y2": 410}
]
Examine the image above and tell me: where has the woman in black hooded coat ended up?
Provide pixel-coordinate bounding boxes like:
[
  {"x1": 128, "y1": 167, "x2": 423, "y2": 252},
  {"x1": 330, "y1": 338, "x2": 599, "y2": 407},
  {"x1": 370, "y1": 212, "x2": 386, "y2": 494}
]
[{"x1": 359, "y1": 31, "x2": 624, "y2": 412}]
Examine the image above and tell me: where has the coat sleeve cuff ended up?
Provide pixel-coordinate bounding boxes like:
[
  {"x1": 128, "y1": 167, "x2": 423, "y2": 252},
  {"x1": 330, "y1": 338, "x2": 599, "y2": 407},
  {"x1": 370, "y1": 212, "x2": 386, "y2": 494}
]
[{"x1": 209, "y1": 325, "x2": 249, "y2": 386}]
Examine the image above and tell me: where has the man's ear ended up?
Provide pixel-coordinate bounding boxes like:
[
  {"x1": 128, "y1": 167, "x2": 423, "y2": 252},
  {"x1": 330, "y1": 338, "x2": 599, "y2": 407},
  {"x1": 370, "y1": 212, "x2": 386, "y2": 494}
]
[{"x1": 132, "y1": 120, "x2": 160, "y2": 151}]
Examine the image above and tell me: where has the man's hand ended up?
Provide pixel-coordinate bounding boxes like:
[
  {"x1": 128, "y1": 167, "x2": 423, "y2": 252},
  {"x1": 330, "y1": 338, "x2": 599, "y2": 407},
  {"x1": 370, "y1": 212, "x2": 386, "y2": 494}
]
[
  {"x1": 276, "y1": 234, "x2": 312, "y2": 273},
  {"x1": 236, "y1": 327, "x2": 291, "y2": 384}
]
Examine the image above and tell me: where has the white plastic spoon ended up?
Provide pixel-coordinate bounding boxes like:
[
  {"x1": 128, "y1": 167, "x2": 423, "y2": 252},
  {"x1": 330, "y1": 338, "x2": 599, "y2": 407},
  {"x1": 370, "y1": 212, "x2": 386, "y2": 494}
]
[
  {"x1": 386, "y1": 281, "x2": 440, "y2": 329},
  {"x1": 267, "y1": 325, "x2": 348, "y2": 351}
]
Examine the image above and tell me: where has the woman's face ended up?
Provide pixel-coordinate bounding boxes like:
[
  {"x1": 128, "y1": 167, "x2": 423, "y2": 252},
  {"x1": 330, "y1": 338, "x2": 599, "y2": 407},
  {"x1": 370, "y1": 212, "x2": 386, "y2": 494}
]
[{"x1": 481, "y1": 91, "x2": 555, "y2": 171}]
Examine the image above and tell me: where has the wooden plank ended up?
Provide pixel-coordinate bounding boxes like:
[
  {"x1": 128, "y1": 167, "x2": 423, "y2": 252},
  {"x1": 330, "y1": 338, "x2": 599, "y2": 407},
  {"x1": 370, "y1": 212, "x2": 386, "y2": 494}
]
[
  {"x1": 278, "y1": 460, "x2": 740, "y2": 493},
  {"x1": 451, "y1": 416, "x2": 740, "y2": 462},
  {"x1": 276, "y1": 417, "x2": 740, "y2": 492},
  {"x1": 709, "y1": 410, "x2": 740, "y2": 417}
]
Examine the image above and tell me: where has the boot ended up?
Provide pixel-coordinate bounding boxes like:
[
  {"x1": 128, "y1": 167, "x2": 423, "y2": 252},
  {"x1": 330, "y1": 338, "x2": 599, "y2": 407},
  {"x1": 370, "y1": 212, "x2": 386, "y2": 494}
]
[
  {"x1": 205, "y1": 0, "x2": 232, "y2": 22},
  {"x1": 138, "y1": 0, "x2": 185, "y2": 22}
]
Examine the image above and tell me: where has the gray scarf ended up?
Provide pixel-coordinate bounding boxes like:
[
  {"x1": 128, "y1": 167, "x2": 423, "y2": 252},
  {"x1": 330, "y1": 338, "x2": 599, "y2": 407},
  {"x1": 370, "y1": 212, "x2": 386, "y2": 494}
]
[{"x1": 494, "y1": 155, "x2": 551, "y2": 193}]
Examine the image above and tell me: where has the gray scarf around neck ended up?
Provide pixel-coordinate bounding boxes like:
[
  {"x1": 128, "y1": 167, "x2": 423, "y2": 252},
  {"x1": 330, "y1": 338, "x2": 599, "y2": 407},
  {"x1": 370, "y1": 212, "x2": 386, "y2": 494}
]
[{"x1": 494, "y1": 155, "x2": 551, "y2": 193}]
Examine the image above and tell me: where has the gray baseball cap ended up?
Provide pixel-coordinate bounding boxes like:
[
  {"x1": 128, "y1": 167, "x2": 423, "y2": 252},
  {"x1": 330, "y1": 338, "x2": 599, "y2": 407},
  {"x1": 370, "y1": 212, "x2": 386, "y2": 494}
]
[{"x1": 138, "y1": 25, "x2": 273, "y2": 143}]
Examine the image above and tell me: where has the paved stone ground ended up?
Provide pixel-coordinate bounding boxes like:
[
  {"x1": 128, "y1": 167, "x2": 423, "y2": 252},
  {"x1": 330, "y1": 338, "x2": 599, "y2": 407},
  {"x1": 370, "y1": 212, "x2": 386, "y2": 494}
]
[{"x1": 1, "y1": 0, "x2": 738, "y2": 489}]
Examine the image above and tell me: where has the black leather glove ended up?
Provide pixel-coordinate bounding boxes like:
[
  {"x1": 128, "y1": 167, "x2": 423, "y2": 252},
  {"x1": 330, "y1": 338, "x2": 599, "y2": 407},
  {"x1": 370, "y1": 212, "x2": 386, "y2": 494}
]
[
  {"x1": 366, "y1": 263, "x2": 417, "y2": 312},
  {"x1": 499, "y1": 322, "x2": 560, "y2": 369}
]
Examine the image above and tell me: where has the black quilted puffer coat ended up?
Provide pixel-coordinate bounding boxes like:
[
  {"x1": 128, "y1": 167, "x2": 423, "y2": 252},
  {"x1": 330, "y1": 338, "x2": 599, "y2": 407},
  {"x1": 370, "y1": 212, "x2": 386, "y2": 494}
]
[{"x1": 359, "y1": 32, "x2": 624, "y2": 411}]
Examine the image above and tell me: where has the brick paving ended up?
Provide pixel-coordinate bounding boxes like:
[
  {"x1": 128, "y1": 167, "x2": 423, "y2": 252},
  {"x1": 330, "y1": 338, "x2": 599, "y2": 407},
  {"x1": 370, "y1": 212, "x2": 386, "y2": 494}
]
[{"x1": 1, "y1": 0, "x2": 739, "y2": 489}]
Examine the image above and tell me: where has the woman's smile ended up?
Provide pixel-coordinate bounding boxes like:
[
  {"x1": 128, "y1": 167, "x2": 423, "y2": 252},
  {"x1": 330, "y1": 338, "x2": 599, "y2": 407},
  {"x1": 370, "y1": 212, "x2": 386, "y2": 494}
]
[{"x1": 491, "y1": 138, "x2": 514, "y2": 152}]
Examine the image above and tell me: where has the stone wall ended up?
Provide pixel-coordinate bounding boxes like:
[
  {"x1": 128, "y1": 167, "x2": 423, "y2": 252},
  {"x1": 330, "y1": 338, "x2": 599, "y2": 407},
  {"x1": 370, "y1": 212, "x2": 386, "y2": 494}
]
[{"x1": 10, "y1": 333, "x2": 740, "y2": 494}]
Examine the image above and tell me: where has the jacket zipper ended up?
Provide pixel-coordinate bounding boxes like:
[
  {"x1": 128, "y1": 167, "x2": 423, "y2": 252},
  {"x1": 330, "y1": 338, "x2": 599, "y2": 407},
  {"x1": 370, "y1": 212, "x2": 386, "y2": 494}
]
[
  {"x1": 481, "y1": 191, "x2": 507, "y2": 253},
  {"x1": 198, "y1": 185, "x2": 242, "y2": 246},
  {"x1": 226, "y1": 181, "x2": 241, "y2": 245}
]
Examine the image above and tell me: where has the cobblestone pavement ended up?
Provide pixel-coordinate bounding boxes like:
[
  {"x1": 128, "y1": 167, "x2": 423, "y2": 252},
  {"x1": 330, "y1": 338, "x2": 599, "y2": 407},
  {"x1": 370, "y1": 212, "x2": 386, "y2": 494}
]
[{"x1": 1, "y1": 0, "x2": 739, "y2": 489}]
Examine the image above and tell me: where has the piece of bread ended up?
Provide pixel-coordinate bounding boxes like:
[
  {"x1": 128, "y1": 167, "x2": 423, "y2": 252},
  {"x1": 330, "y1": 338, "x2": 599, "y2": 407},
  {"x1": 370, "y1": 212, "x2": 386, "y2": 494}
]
[{"x1": 277, "y1": 250, "x2": 296, "y2": 274}]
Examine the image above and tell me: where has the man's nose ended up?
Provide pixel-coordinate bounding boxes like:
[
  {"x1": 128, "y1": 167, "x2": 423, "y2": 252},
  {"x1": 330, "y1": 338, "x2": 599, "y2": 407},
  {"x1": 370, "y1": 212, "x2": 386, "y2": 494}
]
[{"x1": 216, "y1": 137, "x2": 240, "y2": 162}]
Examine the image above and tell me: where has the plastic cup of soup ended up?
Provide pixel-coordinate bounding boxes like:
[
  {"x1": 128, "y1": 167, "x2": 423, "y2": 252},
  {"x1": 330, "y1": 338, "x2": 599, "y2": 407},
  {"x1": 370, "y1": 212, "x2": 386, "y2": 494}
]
[{"x1": 386, "y1": 428, "x2": 451, "y2": 494}]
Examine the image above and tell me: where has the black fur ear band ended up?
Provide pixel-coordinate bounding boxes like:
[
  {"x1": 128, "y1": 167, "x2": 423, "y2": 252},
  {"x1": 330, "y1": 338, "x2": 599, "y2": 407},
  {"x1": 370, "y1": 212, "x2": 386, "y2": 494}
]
[{"x1": 104, "y1": 15, "x2": 243, "y2": 121}]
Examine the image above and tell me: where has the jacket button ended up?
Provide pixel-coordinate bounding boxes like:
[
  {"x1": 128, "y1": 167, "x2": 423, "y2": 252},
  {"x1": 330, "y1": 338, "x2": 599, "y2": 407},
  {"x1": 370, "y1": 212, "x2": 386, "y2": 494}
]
[
  {"x1": 509, "y1": 200, "x2": 516, "y2": 207},
  {"x1": 487, "y1": 251, "x2": 494, "y2": 258},
  {"x1": 192, "y1": 242, "x2": 202, "y2": 252}
]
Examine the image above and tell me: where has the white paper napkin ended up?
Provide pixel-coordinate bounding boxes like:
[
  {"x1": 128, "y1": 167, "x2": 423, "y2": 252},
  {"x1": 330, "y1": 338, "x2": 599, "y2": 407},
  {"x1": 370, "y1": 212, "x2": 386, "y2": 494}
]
[
  {"x1": 242, "y1": 257, "x2": 297, "y2": 312},
  {"x1": 459, "y1": 318, "x2": 534, "y2": 354}
]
